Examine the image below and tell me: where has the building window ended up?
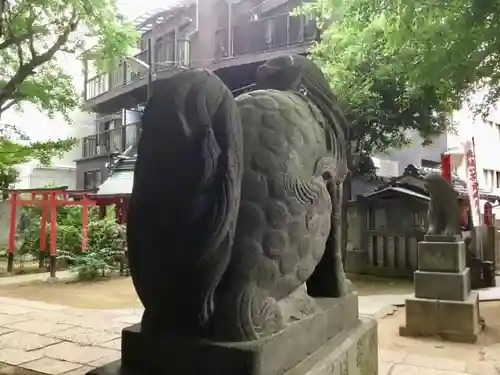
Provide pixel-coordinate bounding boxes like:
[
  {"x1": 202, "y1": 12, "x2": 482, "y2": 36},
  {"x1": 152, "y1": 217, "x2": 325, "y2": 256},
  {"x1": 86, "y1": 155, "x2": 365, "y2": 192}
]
[
  {"x1": 483, "y1": 169, "x2": 495, "y2": 191},
  {"x1": 83, "y1": 170, "x2": 102, "y2": 190},
  {"x1": 421, "y1": 159, "x2": 440, "y2": 168},
  {"x1": 367, "y1": 207, "x2": 386, "y2": 229}
]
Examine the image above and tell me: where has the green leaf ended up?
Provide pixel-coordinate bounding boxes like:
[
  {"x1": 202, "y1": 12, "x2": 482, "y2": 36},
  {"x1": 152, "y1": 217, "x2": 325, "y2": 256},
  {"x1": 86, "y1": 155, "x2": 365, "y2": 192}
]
[
  {"x1": 0, "y1": 0, "x2": 138, "y2": 120},
  {"x1": 299, "y1": 0, "x2": 485, "y2": 173}
]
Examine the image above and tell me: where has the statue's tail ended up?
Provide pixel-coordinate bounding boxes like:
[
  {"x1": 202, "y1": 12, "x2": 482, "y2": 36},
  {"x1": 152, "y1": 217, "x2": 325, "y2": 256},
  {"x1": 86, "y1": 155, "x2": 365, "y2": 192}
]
[{"x1": 127, "y1": 69, "x2": 243, "y2": 335}]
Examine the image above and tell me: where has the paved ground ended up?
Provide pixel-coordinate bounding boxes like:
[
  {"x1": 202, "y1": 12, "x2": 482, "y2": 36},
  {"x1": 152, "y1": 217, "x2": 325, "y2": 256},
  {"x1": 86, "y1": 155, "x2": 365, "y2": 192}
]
[
  {"x1": 0, "y1": 296, "x2": 138, "y2": 374},
  {"x1": 0, "y1": 295, "x2": 496, "y2": 374},
  {"x1": 378, "y1": 348, "x2": 500, "y2": 375},
  {"x1": 0, "y1": 273, "x2": 498, "y2": 374}
]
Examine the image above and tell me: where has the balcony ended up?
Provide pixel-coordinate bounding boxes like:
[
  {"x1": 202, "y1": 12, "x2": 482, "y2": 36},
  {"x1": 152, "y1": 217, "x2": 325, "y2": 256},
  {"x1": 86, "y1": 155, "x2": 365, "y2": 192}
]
[
  {"x1": 81, "y1": 122, "x2": 141, "y2": 159},
  {"x1": 214, "y1": 13, "x2": 316, "y2": 61},
  {"x1": 85, "y1": 38, "x2": 191, "y2": 101}
]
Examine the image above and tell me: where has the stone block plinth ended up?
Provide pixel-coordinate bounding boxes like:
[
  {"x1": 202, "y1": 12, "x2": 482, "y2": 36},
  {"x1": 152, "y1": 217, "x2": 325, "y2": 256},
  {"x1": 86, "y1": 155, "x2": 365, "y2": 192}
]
[
  {"x1": 418, "y1": 240, "x2": 466, "y2": 273},
  {"x1": 88, "y1": 318, "x2": 378, "y2": 375},
  {"x1": 88, "y1": 294, "x2": 378, "y2": 375},
  {"x1": 401, "y1": 236, "x2": 482, "y2": 343},
  {"x1": 400, "y1": 292, "x2": 480, "y2": 343},
  {"x1": 414, "y1": 269, "x2": 471, "y2": 301}
]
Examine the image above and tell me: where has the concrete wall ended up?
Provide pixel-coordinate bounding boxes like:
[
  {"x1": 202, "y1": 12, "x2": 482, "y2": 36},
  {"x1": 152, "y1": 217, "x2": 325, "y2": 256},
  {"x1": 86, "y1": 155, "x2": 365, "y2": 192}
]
[{"x1": 28, "y1": 167, "x2": 76, "y2": 189}]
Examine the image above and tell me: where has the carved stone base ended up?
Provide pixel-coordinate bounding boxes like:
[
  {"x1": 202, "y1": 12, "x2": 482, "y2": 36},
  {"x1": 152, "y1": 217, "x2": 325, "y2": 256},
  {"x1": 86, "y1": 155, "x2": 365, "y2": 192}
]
[
  {"x1": 287, "y1": 318, "x2": 377, "y2": 375},
  {"x1": 87, "y1": 294, "x2": 362, "y2": 375}
]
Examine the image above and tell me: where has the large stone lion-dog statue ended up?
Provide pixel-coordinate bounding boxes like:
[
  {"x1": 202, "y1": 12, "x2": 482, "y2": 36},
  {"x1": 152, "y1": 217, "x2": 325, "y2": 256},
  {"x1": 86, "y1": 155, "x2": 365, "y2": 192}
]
[{"x1": 127, "y1": 55, "x2": 352, "y2": 342}]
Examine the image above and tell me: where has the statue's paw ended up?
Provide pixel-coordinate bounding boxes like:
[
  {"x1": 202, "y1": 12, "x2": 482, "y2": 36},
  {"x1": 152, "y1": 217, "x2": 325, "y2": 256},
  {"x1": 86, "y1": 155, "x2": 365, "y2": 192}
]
[
  {"x1": 345, "y1": 278, "x2": 354, "y2": 294},
  {"x1": 252, "y1": 297, "x2": 284, "y2": 338},
  {"x1": 334, "y1": 276, "x2": 352, "y2": 298},
  {"x1": 342, "y1": 278, "x2": 354, "y2": 297}
]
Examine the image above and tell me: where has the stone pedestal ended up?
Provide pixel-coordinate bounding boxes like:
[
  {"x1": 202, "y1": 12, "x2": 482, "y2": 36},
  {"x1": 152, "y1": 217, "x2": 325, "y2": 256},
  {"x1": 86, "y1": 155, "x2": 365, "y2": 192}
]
[
  {"x1": 400, "y1": 235, "x2": 481, "y2": 343},
  {"x1": 88, "y1": 294, "x2": 378, "y2": 375}
]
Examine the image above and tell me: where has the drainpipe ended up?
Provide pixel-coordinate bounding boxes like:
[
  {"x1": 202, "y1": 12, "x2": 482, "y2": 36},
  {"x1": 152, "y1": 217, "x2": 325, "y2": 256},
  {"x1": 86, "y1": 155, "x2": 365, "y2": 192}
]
[
  {"x1": 186, "y1": 0, "x2": 199, "y2": 39},
  {"x1": 228, "y1": 2, "x2": 233, "y2": 57}
]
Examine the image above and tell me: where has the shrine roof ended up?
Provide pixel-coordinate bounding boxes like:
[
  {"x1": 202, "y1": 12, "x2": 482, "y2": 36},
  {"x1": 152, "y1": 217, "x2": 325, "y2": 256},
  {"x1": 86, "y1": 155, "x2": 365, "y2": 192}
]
[
  {"x1": 93, "y1": 157, "x2": 135, "y2": 198},
  {"x1": 380, "y1": 164, "x2": 500, "y2": 202},
  {"x1": 362, "y1": 186, "x2": 430, "y2": 202}
]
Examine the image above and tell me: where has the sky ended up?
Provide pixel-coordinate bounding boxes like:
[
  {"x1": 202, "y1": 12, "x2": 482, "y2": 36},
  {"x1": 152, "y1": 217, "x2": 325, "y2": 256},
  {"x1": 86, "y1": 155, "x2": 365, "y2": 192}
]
[{"x1": 117, "y1": 0, "x2": 182, "y2": 20}]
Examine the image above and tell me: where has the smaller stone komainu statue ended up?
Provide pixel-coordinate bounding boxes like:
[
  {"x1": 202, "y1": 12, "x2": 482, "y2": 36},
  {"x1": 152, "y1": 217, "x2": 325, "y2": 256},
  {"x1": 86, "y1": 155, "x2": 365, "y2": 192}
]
[
  {"x1": 127, "y1": 55, "x2": 353, "y2": 344},
  {"x1": 424, "y1": 172, "x2": 461, "y2": 236}
]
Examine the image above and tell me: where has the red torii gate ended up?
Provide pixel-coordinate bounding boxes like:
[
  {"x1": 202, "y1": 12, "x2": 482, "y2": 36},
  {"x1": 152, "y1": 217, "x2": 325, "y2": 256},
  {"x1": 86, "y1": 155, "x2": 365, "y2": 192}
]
[
  {"x1": 3, "y1": 186, "x2": 97, "y2": 277},
  {"x1": 69, "y1": 192, "x2": 129, "y2": 224}
]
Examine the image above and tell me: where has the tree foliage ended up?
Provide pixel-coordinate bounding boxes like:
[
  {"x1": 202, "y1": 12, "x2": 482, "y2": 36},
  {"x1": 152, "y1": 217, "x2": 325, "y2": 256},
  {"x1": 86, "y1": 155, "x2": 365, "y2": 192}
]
[
  {"x1": 0, "y1": 0, "x2": 138, "y2": 120},
  {"x1": 299, "y1": 0, "x2": 468, "y2": 164},
  {"x1": 0, "y1": 0, "x2": 137, "y2": 187},
  {"x1": 358, "y1": 0, "x2": 500, "y2": 121},
  {"x1": 0, "y1": 125, "x2": 75, "y2": 192}
]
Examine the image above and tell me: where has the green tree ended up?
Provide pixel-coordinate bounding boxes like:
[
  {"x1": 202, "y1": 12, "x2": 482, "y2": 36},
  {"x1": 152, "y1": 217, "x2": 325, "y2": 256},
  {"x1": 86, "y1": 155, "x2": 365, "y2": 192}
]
[
  {"x1": 0, "y1": 125, "x2": 76, "y2": 197},
  {"x1": 0, "y1": 0, "x2": 138, "y2": 190},
  {"x1": 301, "y1": 1, "x2": 453, "y2": 163},
  {"x1": 344, "y1": 0, "x2": 500, "y2": 122},
  {"x1": 304, "y1": 0, "x2": 500, "y2": 155},
  {"x1": 0, "y1": 0, "x2": 138, "y2": 120},
  {"x1": 298, "y1": 0, "x2": 472, "y2": 261}
]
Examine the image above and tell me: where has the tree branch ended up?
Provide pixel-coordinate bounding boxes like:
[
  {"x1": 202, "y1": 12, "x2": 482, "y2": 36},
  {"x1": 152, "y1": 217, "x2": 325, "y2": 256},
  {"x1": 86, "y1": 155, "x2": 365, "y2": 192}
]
[
  {"x1": 27, "y1": 10, "x2": 37, "y2": 58},
  {"x1": 0, "y1": 99, "x2": 17, "y2": 112},
  {"x1": 0, "y1": 9, "x2": 80, "y2": 110},
  {"x1": 0, "y1": 30, "x2": 39, "y2": 50},
  {"x1": 0, "y1": 0, "x2": 5, "y2": 38},
  {"x1": 0, "y1": 2, "x2": 46, "y2": 51}
]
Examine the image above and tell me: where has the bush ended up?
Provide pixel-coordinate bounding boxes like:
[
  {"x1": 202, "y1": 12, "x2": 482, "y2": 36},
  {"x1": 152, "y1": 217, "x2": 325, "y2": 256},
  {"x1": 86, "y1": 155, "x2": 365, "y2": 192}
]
[
  {"x1": 59, "y1": 216, "x2": 127, "y2": 279},
  {"x1": 21, "y1": 204, "x2": 127, "y2": 280}
]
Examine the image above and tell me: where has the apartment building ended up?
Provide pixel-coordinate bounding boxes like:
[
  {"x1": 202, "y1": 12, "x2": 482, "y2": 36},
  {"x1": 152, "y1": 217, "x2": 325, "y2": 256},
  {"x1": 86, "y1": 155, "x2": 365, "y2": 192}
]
[
  {"x1": 447, "y1": 92, "x2": 500, "y2": 212},
  {"x1": 77, "y1": 0, "x2": 316, "y2": 189},
  {"x1": 84, "y1": 0, "x2": 500, "y2": 198}
]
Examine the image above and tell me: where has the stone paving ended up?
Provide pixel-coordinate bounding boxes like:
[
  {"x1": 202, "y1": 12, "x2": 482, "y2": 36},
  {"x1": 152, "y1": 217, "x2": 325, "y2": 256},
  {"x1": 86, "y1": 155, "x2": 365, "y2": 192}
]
[
  {"x1": 0, "y1": 296, "x2": 140, "y2": 374},
  {"x1": 0, "y1": 279, "x2": 497, "y2": 374},
  {"x1": 378, "y1": 348, "x2": 500, "y2": 375}
]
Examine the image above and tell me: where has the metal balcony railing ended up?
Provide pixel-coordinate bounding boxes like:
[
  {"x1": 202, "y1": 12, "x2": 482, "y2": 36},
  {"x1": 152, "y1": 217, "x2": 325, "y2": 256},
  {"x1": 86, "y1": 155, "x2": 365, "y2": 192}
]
[
  {"x1": 81, "y1": 122, "x2": 141, "y2": 158},
  {"x1": 214, "y1": 13, "x2": 316, "y2": 60},
  {"x1": 85, "y1": 39, "x2": 191, "y2": 100}
]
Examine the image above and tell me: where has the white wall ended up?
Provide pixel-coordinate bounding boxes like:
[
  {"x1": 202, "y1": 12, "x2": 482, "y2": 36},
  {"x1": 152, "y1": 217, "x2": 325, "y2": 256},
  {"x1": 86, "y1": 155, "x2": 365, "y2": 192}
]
[
  {"x1": 29, "y1": 167, "x2": 77, "y2": 189},
  {"x1": 371, "y1": 130, "x2": 448, "y2": 176}
]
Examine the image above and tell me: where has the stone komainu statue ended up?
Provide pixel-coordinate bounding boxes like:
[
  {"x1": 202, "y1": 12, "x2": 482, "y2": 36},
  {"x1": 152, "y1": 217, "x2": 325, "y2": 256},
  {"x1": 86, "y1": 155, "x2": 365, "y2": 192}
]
[
  {"x1": 127, "y1": 55, "x2": 351, "y2": 342},
  {"x1": 424, "y1": 172, "x2": 461, "y2": 236}
]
